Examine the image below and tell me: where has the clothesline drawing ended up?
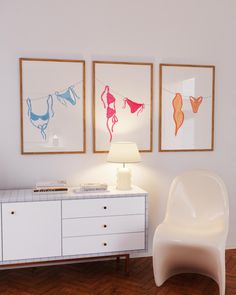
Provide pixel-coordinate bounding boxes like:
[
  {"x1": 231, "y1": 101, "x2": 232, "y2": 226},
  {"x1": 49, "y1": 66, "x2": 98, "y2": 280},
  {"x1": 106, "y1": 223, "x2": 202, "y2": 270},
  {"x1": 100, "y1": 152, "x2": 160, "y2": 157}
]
[
  {"x1": 123, "y1": 98, "x2": 145, "y2": 115},
  {"x1": 20, "y1": 58, "x2": 86, "y2": 154},
  {"x1": 26, "y1": 95, "x2": 54, "y2": 140},
  {"x1": 99, "y1": 82, "x2": 146, "y2": 142},
  {"x1": 163, "y1": 87, "x2": 207, "y2": 136},
  {"x1": 171, "y1": 92, "x2": 203, "y2": 136},
  {"x1": 163, "y1": 87, "x2": 212, "y2": 99},
  {"x1": 172, "y1": 93, "x2": 184, "y2": 136},
  {"x1": 25, "y1": 81, "x2": 82, "y2": 140},
  {"x1": 101, "y1": 85, "x2": 118, "y2": 142},
  {"x1": 159, "y1": 64, "x2": 214, "y2": 152},
  {"x1": 93, "y1": 62, "x2": 153, "y2": 153},
  {"x1": 189, "y1": 96, "x2": 203, "y2": 113},
  {"x1": 96, "y1": 78, "x2": 151, "y2": 106},
  {"x1": 55, "y1": 86, "x2": 80, "y2": 106},
  {"x1": 23, "y1": 80, "x2": 83, "y2": 101}
]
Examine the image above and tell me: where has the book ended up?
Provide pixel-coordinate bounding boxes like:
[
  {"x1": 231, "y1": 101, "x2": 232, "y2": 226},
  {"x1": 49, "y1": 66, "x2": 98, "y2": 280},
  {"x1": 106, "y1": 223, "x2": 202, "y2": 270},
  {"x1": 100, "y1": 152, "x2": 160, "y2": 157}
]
[
  {"x1": 79, "y1": 183, "x2": 108, "y2": 192},
  {"x1": 36, "y1": 180, "x2": 67, "y2": 188},
  {"x1": 33, "y1": 187, "x2": 68, "y2": 193}
]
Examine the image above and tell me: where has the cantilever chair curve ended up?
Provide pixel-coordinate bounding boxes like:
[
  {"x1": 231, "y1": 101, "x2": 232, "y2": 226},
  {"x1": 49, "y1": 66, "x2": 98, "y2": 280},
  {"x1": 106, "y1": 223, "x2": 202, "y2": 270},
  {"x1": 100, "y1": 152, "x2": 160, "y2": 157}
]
[{"x1": 153, "y1": 170, "x2": 229, "y2": 295}]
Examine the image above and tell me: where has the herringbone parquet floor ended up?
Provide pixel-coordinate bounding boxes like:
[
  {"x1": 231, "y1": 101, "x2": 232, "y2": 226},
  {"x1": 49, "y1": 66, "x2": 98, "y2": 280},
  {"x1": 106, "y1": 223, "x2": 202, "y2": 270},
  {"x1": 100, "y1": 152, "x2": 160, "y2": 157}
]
[{"x1": 0, "y1": 249, "x2": 235, "y2": 295}]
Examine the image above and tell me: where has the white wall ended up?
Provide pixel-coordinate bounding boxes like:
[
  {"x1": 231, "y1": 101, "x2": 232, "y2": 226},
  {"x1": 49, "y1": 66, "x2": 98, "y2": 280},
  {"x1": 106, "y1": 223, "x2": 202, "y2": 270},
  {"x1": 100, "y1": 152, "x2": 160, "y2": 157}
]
[{"x1": 0, "y1": 0, "x2": 235, "y2": 253}]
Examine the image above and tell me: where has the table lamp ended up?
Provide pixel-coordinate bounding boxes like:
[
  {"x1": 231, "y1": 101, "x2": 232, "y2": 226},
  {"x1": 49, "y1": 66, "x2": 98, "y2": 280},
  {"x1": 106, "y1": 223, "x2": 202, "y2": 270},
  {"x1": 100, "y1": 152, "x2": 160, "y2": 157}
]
[{"x1": 107, "y1": 142, "x2": 141, "y2": 190}]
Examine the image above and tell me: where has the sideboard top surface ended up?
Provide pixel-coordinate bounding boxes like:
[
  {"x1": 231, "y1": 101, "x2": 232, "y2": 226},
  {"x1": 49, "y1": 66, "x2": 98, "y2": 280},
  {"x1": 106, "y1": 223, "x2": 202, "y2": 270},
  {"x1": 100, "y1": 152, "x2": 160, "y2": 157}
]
[{"x1": 0, "y1": 186, "x2": 147, "y2": 203}]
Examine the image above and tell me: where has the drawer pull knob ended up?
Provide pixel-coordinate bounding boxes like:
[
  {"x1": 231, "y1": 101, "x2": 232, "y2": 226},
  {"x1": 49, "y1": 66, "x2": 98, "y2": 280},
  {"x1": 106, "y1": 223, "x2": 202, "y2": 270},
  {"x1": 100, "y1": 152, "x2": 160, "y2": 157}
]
[
  {"x1": 103, "y1": 206, "x2": 107, "y2": 210},
  {"x1": 11, "y1": 211, "x2": 15, "y2": 215},
  {"x1": 103, "y1": 224, "x2": 107, "y2": 228},
  {"x1": 103, "y1": 242, "x2": 107, "y2": 246}
]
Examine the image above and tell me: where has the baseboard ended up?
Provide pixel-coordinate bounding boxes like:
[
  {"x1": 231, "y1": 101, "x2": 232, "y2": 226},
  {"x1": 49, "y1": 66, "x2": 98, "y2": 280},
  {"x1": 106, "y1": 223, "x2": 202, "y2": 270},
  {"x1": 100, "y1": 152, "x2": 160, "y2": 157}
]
[{"x1": 226, "y1": 246, "x2": 236, "y2": 250}]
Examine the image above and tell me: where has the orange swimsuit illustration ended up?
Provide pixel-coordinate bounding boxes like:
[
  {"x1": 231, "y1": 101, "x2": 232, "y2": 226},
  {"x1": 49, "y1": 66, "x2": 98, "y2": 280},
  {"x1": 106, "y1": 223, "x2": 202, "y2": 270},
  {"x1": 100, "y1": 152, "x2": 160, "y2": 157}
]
[
  {"x1": 189, "y1": 96, "x2": 203, "y2": 113},
  {"x1": 100, "y1": 85, "x2": 118, "y2": 142},
  {"x1": 172, "y1": 93, "x2": 184, "y2": 136}
]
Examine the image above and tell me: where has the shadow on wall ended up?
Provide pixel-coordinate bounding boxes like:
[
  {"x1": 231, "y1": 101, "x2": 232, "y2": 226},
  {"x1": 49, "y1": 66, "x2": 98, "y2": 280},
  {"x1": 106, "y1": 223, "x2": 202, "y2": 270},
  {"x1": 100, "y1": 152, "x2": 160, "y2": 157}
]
[{"x1": 69, "y1": 163, "x2": 117, "y2": 187}]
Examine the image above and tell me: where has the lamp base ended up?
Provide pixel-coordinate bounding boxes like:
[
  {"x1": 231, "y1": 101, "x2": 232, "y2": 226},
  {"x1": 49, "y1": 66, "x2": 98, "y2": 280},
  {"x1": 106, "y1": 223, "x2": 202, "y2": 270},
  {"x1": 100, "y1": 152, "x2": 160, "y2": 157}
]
[{"x1": 116, "y1": 167, "x2": 131, "y2": 190}]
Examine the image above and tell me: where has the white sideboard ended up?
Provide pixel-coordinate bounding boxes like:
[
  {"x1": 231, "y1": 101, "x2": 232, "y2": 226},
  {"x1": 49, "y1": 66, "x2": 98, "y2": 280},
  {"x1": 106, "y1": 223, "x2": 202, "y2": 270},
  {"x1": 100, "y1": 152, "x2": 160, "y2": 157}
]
[
  {"x1": 0, "y1": 209, "x2": 2, "y2": 261},
  {"x1": 0, "y1": 186, "x2": 147, "y2": 268}
]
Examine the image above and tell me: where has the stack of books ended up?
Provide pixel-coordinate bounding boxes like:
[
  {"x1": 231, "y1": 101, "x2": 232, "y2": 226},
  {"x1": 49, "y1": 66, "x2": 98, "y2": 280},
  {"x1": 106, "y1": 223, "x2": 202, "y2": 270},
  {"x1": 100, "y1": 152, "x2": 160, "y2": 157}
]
[
  {"x1": 76, "y1": 183, "x2": 108, "y2": 192},
  {"x1": 33, "y1": 180, "x2": 68, "y2": 193}
]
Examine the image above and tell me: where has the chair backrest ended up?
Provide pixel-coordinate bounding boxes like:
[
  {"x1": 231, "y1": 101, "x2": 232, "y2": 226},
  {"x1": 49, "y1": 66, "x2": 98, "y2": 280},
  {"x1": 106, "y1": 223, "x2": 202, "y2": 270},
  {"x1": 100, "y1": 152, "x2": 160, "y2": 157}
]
[{"x1": 165, "y1": 170, "x2": 229, "y2": 231}]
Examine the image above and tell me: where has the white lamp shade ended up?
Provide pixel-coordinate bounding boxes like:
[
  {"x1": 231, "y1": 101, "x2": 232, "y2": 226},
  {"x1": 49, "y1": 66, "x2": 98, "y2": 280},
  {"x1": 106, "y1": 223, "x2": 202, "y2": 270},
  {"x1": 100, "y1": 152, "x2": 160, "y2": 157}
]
[{"x1": 107, "y1": 142, "x2": 141, "y2": 163}]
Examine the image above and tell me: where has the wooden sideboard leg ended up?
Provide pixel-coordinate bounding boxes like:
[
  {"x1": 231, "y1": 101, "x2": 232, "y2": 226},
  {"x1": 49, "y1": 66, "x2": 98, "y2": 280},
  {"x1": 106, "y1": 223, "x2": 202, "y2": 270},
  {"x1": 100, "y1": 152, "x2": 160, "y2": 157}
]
[
  {"x1": 125, "y1": 254, "x2": 130, "y2": 275},
  {"x1": 116, "y1": 256, "x2": 120, "y2": 270}
]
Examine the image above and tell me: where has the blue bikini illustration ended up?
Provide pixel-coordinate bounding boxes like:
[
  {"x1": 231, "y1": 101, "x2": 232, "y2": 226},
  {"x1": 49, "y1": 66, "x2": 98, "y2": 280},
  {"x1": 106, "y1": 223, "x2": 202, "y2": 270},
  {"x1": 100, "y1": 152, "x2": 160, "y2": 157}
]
[
  {"x1": 26, "y1": 95, "x2": 54, "y2": 140},
  {"x1": 26, "y1": 86, "x2": 80, "y2": 140},
  {"x1": 55, "y1": 86, "x2": 80, "y2": 106}
]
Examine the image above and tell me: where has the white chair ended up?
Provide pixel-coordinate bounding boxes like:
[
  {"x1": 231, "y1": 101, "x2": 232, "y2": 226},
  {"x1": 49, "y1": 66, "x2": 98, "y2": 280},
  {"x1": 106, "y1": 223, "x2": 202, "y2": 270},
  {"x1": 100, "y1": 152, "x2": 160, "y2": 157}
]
[{"x1": 153, "y1": 170, "x2": 229, "y2": 295}]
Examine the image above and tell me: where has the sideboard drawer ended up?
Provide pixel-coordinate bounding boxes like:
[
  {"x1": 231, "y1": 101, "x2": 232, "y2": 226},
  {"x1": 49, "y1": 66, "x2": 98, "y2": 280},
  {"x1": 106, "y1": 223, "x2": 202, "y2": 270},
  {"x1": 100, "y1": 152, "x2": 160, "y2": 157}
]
[
  {"x1": 63, "y1": 232, "x2": 145, "y2": 256},
  {"x1": 63, "y1": 214, "x2": 145, "y2": 237},
  {"x1": 62, "y1": 196, "x2": 145, "y2": 218}
]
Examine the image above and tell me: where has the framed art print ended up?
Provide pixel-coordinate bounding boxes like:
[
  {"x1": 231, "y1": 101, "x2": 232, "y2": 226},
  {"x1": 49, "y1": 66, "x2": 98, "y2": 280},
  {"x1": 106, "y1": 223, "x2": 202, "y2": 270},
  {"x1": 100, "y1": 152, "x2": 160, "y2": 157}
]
[
  {"x1": 159, "y1": 64, "x2": 215, "y2": 152},
  {"x1": 20, "y1": 58, "x2": 85, "y2": 154},
  {"x1": 93, "y1": 61, "x2": 153, "y2": 153}
]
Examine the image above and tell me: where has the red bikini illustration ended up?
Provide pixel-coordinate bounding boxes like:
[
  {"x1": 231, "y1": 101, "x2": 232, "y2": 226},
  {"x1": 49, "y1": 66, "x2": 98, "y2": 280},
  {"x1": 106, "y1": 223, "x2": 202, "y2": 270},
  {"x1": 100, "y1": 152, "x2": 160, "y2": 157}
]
[
  {"x1": 122, "y1": 98, "x2": 145, "y2": 116},
  {"x1": 100, "y1": 85, "x2": 118, "y2": 142}
]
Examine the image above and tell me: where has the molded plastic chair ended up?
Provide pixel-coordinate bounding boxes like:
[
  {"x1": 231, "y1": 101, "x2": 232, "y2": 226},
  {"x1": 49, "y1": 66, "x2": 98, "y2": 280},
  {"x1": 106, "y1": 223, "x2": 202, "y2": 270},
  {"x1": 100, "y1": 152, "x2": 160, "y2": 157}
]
[{"x1": 153, "y1": 170, "x2": 229, "y2": 295}]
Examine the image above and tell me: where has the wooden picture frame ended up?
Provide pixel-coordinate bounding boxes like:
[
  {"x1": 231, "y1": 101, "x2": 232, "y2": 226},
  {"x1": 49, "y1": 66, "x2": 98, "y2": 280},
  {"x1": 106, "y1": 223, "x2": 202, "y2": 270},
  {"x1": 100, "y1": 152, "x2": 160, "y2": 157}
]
[
  {"x1": 159, "y1": 63, "x2": 215, "y2": 152},
  {"x1": 20, "y1": 58, "x2": 86, "y2": 154},
  {"x1": 93, "y1": 61, "x2": 153, "y2": 153}
]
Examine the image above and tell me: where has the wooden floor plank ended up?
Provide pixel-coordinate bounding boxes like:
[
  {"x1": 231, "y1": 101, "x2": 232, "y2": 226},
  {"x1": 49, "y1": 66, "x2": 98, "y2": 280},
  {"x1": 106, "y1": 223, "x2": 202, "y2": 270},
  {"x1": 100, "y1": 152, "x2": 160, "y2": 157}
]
[{"x1": 0, "y1": 250, "x2": 235, "y2": 294}]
